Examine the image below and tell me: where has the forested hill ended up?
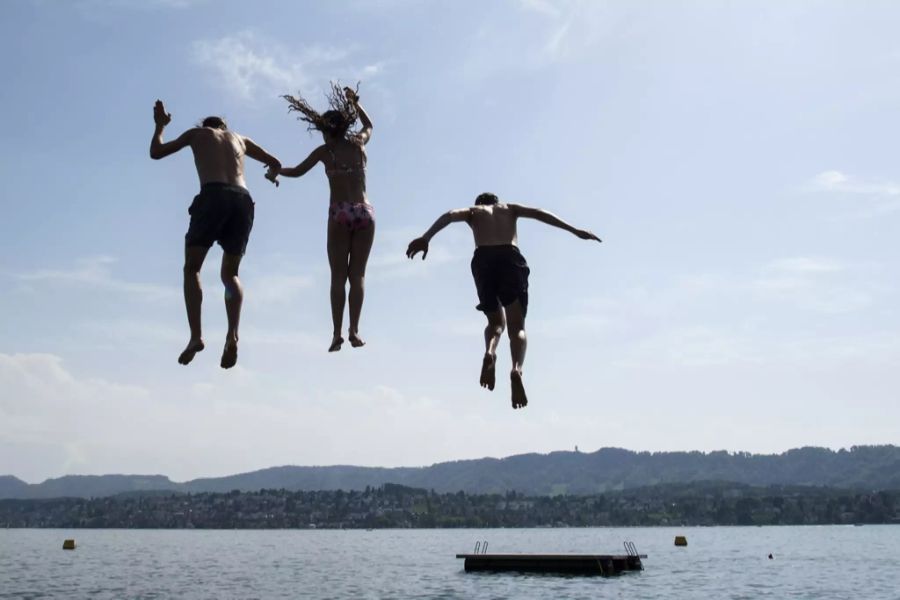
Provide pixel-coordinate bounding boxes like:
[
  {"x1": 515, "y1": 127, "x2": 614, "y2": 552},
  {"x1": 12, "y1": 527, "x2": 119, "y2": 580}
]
[{"x1": 2, "y1": 445, "x2": 898, "y2": 499}]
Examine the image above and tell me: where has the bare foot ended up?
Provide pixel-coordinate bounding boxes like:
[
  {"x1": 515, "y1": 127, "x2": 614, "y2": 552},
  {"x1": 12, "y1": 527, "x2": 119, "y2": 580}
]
[
  {"x1": 480, "y1": 353, "x2": 496, "y2": 390},
  {"x1": 348, "y1": 331, "x2": 366, "y2": 348},
  {"x1": 328, "y1": 336, "x2": 344, "y2": 352},
  {"x1": 178, "y1": 339, "x2": 205, "y2": 365},
  {"x1": 510, "y1": 369, "x2": 528, "y2": 409},
  {"x1": 220, "y1": 341, "x2": 238, "y2": 369}
]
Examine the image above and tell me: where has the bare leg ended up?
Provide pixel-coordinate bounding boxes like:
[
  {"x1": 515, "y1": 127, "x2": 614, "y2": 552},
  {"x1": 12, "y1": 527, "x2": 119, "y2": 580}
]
[
  {"x1": 347, "y1": 223, "x2": 375, "y2": 348},
  {"x1": 179, "y1": 246, "x2": 210, "y2": 365},
  {"x1": 504, "y1": 299, "x2": 528, "y2": 409},
  {"x1": 327, "y1": 220, "x2": 351, "y2": 352},
  {"x1": 219, "y1": 252, "x2": 243, "y2": 369},
  {"x1": 480, "y1": 309, "x2": 505, "y2": 391}
]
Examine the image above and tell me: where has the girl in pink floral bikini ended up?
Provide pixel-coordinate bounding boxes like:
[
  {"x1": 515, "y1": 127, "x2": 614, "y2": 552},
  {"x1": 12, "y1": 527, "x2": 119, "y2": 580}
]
[{"x1": 268, "y1": 84, "x2": 374, "y2": 352}]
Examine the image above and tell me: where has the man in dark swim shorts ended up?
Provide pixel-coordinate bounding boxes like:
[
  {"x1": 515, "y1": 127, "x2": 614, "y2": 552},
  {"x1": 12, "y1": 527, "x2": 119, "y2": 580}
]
[
  {"x1": 407, "y1": 192, "x2": 601, "y2": 410},
  {"x1": 471, "y1": 244, "x2": 530, "y2": 317},
  {"x1": 185, "y1": 183, "x2": 256, "y2": 257},
  {"x1": 150, "y1": 100, "x2": 281, "y2": 369}
]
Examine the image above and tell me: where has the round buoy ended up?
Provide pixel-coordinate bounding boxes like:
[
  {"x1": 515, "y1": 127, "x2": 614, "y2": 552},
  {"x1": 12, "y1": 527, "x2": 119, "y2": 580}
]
[
  {"x1": 62, "y1": 539, "x2": 76, "y2": 550},
  {"x1": 674, "y1": 535, "x2": 687, "y2": 547}
]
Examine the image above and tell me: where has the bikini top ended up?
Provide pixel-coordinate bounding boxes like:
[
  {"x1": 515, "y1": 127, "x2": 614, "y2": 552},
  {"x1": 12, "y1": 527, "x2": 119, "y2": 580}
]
[{"x1": 324, "y1": 142, "x2": 366, "y2": 178}]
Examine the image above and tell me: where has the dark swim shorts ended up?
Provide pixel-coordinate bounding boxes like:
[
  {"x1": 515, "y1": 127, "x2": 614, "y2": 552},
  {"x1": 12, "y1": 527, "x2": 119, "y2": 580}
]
[
  {"x1": 470, "y1": 244, "x2": 530, "y2": 316},
  {"x1": 185, "y1": 183, "x2": 255, "y2": 256}
]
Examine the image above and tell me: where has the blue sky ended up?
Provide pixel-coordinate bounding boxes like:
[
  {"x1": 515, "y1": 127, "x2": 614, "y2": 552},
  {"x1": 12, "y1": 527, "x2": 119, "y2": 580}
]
[{"x1": 1, "y1": 0, "x2": 898, "y2": 483}]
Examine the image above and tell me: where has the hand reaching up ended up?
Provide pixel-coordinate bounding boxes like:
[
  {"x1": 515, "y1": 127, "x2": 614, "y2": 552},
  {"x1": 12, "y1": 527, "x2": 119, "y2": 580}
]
[
  {"x1": 153, "y1": 100, "x2": 172, "y2": 128},
  {"x1": 343, "y1": 86, "x2": 360, "y2": 104}
]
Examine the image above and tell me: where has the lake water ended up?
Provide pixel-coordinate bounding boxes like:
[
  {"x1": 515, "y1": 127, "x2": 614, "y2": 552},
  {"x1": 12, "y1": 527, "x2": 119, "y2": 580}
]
[{"x1": 1, "y1": 526, "x2": 897, "y2": 599}]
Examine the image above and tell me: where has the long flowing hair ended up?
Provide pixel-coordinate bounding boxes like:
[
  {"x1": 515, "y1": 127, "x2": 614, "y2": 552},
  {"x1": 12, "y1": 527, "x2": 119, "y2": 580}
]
[{"x1": 282, "y1": 82, "x2": 360, "y2": 140}]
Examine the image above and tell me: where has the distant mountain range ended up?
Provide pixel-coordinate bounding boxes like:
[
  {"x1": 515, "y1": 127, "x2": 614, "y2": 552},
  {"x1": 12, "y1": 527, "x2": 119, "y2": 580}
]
[{"x1": 2, "y1": 445, "x2": 898, "y2": 499}]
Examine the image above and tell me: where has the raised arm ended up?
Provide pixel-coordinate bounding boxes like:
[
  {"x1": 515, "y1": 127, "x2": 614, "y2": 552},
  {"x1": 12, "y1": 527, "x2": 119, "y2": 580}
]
[
  {"x1": 149, "y1": 100, "x2": 193, "y2": 160},
  {"x1": 345, "y1": 87, "x2": 372, "y2": 144},
  {"x1": 510, "y1": 204, "x2": 601, "y2": 242},
  {"x1": 406, "y1": 208, "x2": 471, "y2": 260}
]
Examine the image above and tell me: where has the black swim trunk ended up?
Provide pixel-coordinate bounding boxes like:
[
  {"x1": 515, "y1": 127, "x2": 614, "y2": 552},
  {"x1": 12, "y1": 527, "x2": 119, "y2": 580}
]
[
  {"x1": 185, "y1": 183, "x2": 255, "y2": 256},
  {"x1": 470, "y1": 244, "x2": 530, "y2": 316}
]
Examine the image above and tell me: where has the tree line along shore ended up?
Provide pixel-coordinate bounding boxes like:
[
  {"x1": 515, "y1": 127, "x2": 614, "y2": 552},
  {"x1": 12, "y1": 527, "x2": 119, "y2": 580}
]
[{"x1": 2, "y1": 482, "x2": 898, "y2": 529}]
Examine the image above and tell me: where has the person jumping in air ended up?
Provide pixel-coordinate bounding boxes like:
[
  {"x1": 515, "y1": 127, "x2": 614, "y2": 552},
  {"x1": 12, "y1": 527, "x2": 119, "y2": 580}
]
[
  {"x1": 267, "y1": 84, "x2": 374, "y2": 353},
  {"x1": 406, "y1": 193, "x2": 601, "y2": 409},
  {"x1": 149, "y1": 100, "x2": 281, "y2": 369}
]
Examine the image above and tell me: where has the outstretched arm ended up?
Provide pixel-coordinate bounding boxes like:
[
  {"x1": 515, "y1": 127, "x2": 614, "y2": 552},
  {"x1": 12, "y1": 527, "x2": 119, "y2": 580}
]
[
  {"x1": 510, "y1": 204, "x2": 601, "y2": 242},
  {"x1": 244, "y1": 137, "x2": 281, "y2": 169},
  {"x1": 149, "y1": 100, "x2": 193, "y2": 159},
  {"x1": 273, "y1": 146, "x2": 325, "y2": 181},
  {"x1": 243, "y1": 137, "x2": 282, "y2": 187},
  {"x1": 406, "y1": 209, "x2": 471, "y2": 260},
  {"x1": 345, "y1": 87, "x2": 373, "y2": 144}
]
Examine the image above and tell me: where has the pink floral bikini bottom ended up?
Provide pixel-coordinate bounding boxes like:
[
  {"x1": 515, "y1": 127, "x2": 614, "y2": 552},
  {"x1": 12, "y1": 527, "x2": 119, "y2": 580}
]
[{"x1": 329, "y1": 201, "x2": 375, "y2": 231}]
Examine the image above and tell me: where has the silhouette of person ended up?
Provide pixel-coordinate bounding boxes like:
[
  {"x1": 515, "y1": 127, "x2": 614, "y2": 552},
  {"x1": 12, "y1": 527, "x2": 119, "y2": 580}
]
[
  {"x1": 267, "y1": 85, "x2": 374, "y2": 352},
  {"x1": 407, "y1": 193, "x2": 601, "y2": 409},
  {"x1": 149, "y1": 100, "x2": 281, "y2": 368}
]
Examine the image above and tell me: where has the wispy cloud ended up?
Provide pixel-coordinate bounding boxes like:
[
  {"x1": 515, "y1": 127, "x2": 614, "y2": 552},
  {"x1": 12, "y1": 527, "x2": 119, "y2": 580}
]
[
  {"x1": 71, "y1": 0, "x2": 207, "y2": 14},
  {"x1": 763, "y1": 257, "x2": 844, "y2": 275},
  {"x1": 456, "y1": 1, "x2": 626, "y2": 83},
  {"x1": 15, "y1": 256, "x2": 178, "y2": 302},
  {"x1": 807, "y1": 170, "x2": 900, "y2": 217},
  {"x1": 809, "y1": 170, "x2": 900, "y2": 196},
  {"x1": 252, "y1": 272, "x2": 316, "y2": 305},
  {"x1": 0, "y1": 352, "x2": 150, "y2": 477},
  {"x1": 519, "y1": 0, "x2": 564, "y2": 18},
  {"x1": 365, "y1": 226, "x2": 467, "y2": 281},
  {"x1": 191, "y1": 31, "x2": 381, "y2": 102},
  {"x1": 752, "y1": 256, "x2": 873, "y2": 314},
  {"x1": 556, "y1": 254, "x2": 889, "y2": 368}
]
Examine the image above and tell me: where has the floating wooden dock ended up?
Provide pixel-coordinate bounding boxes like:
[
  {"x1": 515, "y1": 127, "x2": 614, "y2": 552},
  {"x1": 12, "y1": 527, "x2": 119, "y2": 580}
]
[
  {"x1": 456, "y1": 552, "x2": 645, "y2": 575},
  {"x1": 456, "y1": 541, "x2": 646, "y2": 576}
]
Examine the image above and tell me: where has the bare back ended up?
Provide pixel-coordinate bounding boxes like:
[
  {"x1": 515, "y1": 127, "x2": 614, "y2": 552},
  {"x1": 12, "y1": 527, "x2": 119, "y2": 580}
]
[
  {"x1": 322, "y1": 138, "x2": 368, "y2": 205},
  {"x1": 467, "y1": 203, "x2": 520, "y2": 247},
  {"x1": 189, "y1": 128, "x2": 248, "y2": 187}
]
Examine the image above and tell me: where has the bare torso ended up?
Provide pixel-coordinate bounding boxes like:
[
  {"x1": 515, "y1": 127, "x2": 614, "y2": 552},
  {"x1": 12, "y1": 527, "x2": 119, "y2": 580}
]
[
  {"x1": 467, "y1": 203, "x2": 520, "y2": 247},
  {"x1": 190, "y1": 128, "x2": 248, "y2": 188},
  {"x1": 322, "y1": 139, "x2": 368, "y2": 205}
]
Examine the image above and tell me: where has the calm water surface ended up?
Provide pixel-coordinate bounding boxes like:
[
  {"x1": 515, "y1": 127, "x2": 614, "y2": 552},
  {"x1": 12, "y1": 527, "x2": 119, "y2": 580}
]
[{"x1": 1, "y1": 526, "x2": 898, "y2": 599}]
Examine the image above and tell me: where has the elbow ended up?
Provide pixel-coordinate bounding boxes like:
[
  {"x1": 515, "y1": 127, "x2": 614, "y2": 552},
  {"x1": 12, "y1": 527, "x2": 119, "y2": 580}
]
[{"x1": 149, "y1": 148, "x2": 162, "y2": 160}]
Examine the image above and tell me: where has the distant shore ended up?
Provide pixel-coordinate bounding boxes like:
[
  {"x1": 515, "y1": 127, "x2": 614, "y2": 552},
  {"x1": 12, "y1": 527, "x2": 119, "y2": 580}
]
[{"x1": 2, "y1": 482, "x2": 898, "y2": 529}]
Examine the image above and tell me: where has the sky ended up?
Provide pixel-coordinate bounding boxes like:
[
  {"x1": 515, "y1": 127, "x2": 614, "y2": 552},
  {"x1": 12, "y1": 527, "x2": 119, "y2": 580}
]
[{"x1": 1, "y1": 0, "x2": 898, "y2": 483}]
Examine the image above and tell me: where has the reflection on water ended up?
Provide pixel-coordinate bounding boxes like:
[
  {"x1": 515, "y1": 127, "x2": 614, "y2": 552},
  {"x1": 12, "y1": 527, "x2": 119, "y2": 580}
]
[{"x1": 1, "y1": 526, "x2": 898, "y2": 599}]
